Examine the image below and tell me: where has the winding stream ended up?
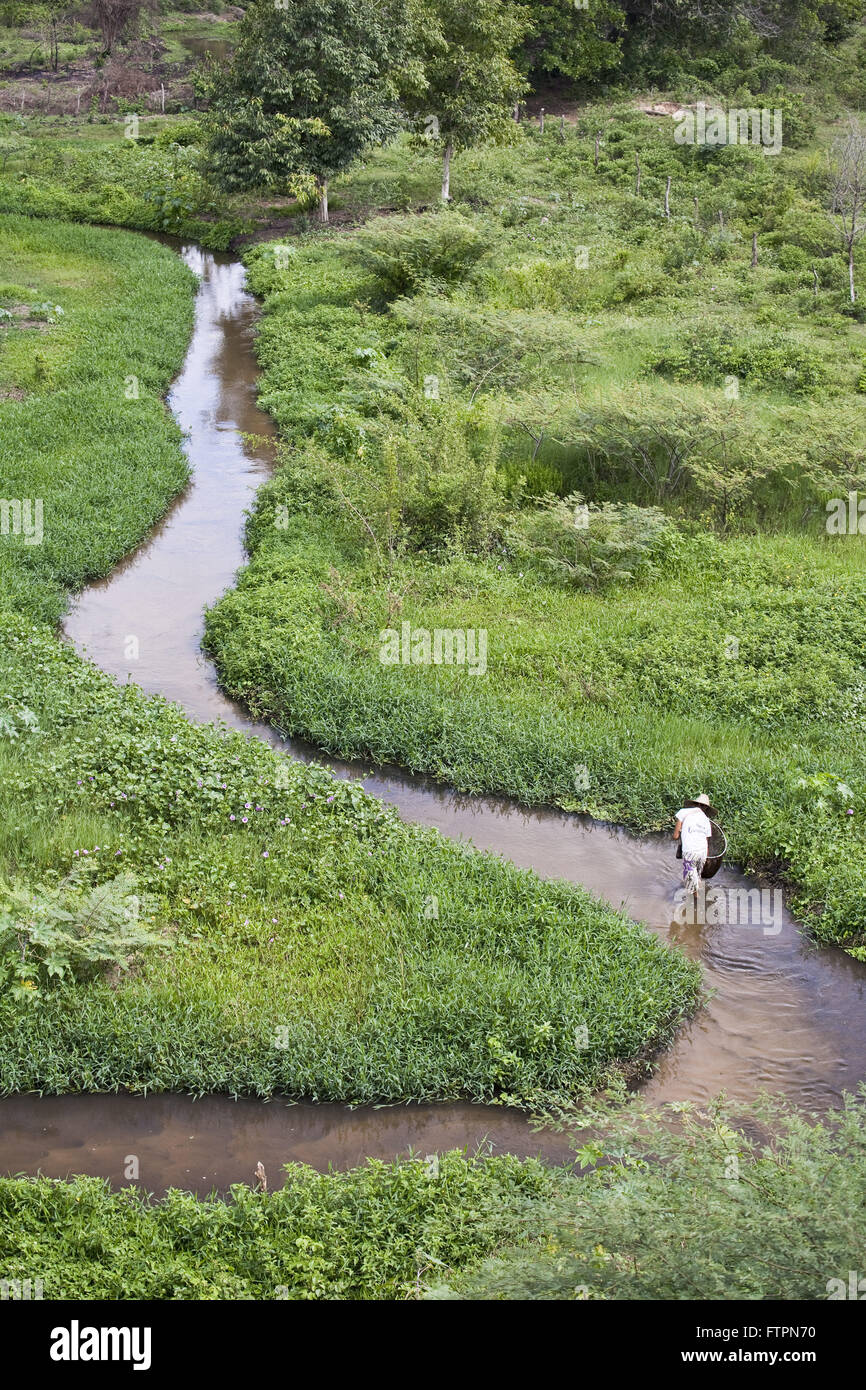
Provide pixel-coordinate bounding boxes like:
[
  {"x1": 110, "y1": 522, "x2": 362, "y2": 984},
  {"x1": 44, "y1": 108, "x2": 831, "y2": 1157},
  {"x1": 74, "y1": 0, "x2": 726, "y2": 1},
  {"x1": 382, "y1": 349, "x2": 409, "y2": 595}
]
[{"x1": 4, "y1": 243, "x2": 865, "y2": 1195}]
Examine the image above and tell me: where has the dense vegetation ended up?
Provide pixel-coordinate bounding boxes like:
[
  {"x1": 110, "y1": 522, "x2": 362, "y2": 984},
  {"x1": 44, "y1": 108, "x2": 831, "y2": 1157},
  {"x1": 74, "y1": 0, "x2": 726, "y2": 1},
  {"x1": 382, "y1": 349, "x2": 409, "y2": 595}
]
[
  {"x1": 0, "y1": 1151, "x2": 564, "y2": 1298},
  {"x1": 434, "y1": 1087, "x2": 866, "y2": 1300},
  {"x1": 0, "y1": 211, "x2": 194, "y2": 620},
  {"x1": 203, "y1": 112, "x2": 866, "y2": 951}
]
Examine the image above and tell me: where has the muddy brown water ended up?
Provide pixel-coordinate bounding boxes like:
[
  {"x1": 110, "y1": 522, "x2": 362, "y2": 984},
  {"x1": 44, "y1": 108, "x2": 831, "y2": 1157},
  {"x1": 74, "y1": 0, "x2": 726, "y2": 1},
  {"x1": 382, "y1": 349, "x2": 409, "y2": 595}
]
[{"x1": 5, "y1": 244, "x2": 864, "y2": 1196}]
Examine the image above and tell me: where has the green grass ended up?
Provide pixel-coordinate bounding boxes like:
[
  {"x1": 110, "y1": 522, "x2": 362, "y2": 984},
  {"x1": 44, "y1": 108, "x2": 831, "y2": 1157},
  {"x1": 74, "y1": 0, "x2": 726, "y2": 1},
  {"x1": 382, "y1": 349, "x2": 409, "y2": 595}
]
[
  {"x1": 0, "y1": 116, "x2": 245, "y2": 248},
  {"x1": 0, "y1": 213, "x2": 195, "y2": 622},
  {"x1": 0, "y1": 44, "x2": 863, "y2": 1305},
  {"x1": 435, "y1": 1087, "x2": 866, "y2": 1301}
]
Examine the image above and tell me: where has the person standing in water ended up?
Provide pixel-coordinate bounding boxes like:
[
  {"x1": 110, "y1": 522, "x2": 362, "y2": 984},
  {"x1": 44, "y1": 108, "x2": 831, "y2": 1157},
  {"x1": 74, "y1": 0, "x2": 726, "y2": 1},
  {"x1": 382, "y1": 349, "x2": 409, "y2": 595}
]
[{"x1": 673, "y1": 794, "x2": 716, "y2": 894}]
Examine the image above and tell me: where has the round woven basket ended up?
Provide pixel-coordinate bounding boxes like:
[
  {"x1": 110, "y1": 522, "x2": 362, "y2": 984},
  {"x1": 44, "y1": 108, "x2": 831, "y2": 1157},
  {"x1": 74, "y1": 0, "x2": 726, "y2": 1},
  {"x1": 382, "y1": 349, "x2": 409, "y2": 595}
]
[{"x1": 701, "y1": 821, "x2": 727, "y2": 880}]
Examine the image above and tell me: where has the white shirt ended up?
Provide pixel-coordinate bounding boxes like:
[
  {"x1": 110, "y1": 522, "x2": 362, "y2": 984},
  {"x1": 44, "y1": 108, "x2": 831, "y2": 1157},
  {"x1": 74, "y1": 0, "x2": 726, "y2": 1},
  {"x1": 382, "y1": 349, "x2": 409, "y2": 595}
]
[{"x1": 677, "y1": 807, "x2": 712, "y2": 857}]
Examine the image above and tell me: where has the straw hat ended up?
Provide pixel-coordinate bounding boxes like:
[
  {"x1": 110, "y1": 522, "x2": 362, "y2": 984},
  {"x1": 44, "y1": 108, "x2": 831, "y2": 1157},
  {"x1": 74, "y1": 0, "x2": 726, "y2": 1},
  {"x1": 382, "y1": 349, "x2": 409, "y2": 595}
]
[{"x1": 684, "y1": 793, "x2": 718, "y2": 818}]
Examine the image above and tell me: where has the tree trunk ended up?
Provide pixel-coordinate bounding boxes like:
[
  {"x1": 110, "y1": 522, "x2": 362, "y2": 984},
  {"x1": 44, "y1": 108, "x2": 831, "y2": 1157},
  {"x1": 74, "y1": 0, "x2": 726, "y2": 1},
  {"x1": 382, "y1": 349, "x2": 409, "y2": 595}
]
[
  {"x1": 751, "y1": 231, "x2": 758, "y2": 267},
  {"x1": 664, "y1": 175, "x2": 671, "y2": 219},
  {"x1": 319, "y1": 180, "x2": 329, "y2": 225},
  {"x1": 441, "y1": 142, "x2": 452, "y2": 202},
  {"x1": 634, "y1": 152, "x2": 641, "y2": 196},
  {"x1": 849, "y1": 240, "x2": 856, "y2": 303}
]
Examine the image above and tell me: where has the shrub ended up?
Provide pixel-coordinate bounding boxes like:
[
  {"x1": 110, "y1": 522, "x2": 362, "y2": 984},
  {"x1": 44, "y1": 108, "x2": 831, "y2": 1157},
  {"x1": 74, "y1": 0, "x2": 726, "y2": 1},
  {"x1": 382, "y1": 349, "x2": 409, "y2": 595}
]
[
  {"x1": 347, "y1": 211, "x2": 492, "y2": 300},
  {"x1": 507, "y1": 494, "x2": 671, "y2": 590},
  {"x1": 648, "y1": 324, "x2": 828, "y2": 395},
  {"x1": 433, "y1": 1089, "x2": 866, "y2": 1301},
  {"x1": 0, "y1": 867, "x2": 163, "y2": 1005}
]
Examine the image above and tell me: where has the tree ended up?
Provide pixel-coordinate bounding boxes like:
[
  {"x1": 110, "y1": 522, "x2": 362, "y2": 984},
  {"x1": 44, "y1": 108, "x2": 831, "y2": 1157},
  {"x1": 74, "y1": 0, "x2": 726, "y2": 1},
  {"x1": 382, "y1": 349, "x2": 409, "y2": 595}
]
[
  {"x1": 201, "y1": 0, "x2": 407, "y2": 223},
  {"x1": 402, "y1": 0, "x2": 530, "y2": 202},
  {"x1": 827, "y1": 119, "x2": 866, "y2": 304},
  {"x1": 92, "y1": 0, "x2": 146, "y2": 55},
  {"x1": 521, "y1": 0, "x2": 624, "y2": 84}
]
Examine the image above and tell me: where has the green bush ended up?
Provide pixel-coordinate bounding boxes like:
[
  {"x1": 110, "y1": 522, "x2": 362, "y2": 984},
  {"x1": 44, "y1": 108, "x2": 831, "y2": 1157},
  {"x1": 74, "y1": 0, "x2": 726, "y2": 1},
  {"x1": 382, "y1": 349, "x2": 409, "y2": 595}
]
[
  {"x1": 0, "y1": 1152, "x2": 562, "y2": 1300},
  {"x1": 347, "y1": 210, "x2": 492, "y2": 300},
  {"x1": 648, "y1": 324, "x2": 828, "y2": 395},
  {"x1": 507, "y1": 494, "x2": 671, "y2": 590},
  {"x1": 435, "y1": 1089, "x2": 866, "y2": 1300},
  {"x1": 0, "y1": 868, "x2": 163, "y2": 1004}
]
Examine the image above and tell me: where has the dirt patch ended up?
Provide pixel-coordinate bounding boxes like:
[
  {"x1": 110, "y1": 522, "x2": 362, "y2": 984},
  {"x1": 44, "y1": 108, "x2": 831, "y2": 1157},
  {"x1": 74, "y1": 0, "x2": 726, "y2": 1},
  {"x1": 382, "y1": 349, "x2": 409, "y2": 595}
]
[
  {"x1": 4, "y1": 304, "x2": 53, "y2": 330},
  {"x1": 638, "y1": 100, "x2": 682, "y2": 117}
]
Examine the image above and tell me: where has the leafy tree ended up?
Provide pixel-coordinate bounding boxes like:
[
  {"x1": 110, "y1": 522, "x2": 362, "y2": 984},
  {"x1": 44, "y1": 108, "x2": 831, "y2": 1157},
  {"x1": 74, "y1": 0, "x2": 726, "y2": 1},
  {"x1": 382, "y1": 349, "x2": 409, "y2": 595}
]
[
  {"x1": 402, "y1": 0, "x2": 530, "y2": 202},
  {"x1": 202, "y1": 0, "x2": 408, "y2": 223},
  {"x1": 521, "y1": 0, "x2": 624, "y2": 84},
  {"x1": 0, "y1": 0, "x2": 74, "y2": 70}
]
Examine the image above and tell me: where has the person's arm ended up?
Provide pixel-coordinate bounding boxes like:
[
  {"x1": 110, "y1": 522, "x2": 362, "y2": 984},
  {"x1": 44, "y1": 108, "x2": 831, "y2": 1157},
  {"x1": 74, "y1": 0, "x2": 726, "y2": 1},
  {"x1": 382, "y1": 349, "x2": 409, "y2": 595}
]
[{"x1": 673, "y1": 817, "x2": 683, "y2": 842}]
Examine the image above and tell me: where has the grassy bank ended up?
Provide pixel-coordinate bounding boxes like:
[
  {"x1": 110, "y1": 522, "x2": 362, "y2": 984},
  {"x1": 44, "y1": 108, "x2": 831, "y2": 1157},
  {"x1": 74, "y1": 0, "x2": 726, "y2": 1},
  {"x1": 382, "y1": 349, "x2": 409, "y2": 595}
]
[
  {"x1": 0, "y1": 211, "x2": 195, "y2": 621},
  {"x1": 0, "y1": 115, "x2": 245, "y2": 248},
  {"x1": 201, "y1": 114, "x2": 866, "y2": 950},
  {"x1": 0, "y1": 1153, "x2": 563, "y2": 1299}
]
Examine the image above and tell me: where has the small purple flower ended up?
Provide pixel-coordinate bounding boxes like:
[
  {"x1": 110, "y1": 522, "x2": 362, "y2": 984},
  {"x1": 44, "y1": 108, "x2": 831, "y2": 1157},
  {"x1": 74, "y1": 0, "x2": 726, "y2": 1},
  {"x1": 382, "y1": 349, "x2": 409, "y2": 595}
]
[
  {"x1": 262, "y1": 850, "x2": 269, "y2": 858},
  {"x1": 847, "y1": 808, "x2": 854, "y2": 815},
  {"x1": 242, "y1": 816, "x2": 248, "y2": 823}
]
